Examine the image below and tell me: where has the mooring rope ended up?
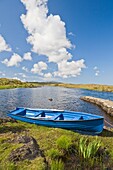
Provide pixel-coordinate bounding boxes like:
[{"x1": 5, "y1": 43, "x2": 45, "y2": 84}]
[{"x1": 104, "y1": 119, "x2": 113, "y2": 128}]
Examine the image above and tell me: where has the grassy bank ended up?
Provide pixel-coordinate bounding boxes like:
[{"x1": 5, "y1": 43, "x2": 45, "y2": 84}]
[
  {"x1": 0, "y1": 119, "x2": 113, "y2": 170},
  {"x1": 31, "y1": 82, "x2": 113, "y2": 92},
  {"x1": 46, "y1": 83, "x2": 113, "y2": 92},
  {"x1": 1, "y1": 78, "x2": 113, "y2": 92},
  {"x1": 0, "y1": 78, "x2": 40, "y2": 89}
]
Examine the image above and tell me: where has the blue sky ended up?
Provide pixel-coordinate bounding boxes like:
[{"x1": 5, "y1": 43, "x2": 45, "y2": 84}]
[{"x1": 0, "y1": 0, "x2": 113, "y2": 84}]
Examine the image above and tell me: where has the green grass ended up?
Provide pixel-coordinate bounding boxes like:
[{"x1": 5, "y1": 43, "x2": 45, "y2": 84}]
[
  {"x1": 47, "y1": 148, "x2": 62, "y2": 160},
  {"x1": 56, "y1": 135, "x2": 72, "y2": 153},
  {"x1": 31, "y1": 82, "x2": 113, "y2": 92},
  {"x1": 0, "y1": 120, "x2": 113, "y2": 169},
  {"x1": 50, "y1": 160, "x2": 64, "y2": 170},
  {"x1": 78, "y1": 137, "x2": 101, "y2": 159},
  {"x1": 1, "y1": 78, "x2": 113, "y2": 92},
  {"x1": 50, "y1": 83, "x2": 113, "y2": 92},
  {"x1": 0, "y1": 78, "x2": 40, "y2": 90}
]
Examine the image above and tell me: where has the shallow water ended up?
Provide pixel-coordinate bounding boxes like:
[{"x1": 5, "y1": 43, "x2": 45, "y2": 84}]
[{"x1": 0, "y1": 86, "x2": 113, "y2": 127}]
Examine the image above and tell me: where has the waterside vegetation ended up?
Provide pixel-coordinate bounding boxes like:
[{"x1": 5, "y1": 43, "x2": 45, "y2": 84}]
[
  {"x1": 0, "y1": 78, "x2": 40, "y2": 89},
  {"x1": 1, "y1": 78, "x2": 113, "y2": 92},
  {"x1": 45, "y1": 83, "x2": 113, "y2": 92},
  {"x1": 0, "y1": 118, "x2": 113, "y2": 170}
]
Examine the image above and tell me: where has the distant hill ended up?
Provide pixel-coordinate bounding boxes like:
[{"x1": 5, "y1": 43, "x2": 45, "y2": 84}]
[{"x1": 0, "y1": 78, "x2": 23, "y2": 85}]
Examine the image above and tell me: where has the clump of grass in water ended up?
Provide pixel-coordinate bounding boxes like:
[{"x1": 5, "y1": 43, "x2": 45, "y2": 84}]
[{"x1": 50, "y1": 159, "x2": 64, "y2": 170}]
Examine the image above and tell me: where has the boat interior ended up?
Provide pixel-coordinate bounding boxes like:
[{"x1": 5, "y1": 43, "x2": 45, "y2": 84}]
[{"x1": 10, "y1": 108, "x2": 102, "y2": 121}]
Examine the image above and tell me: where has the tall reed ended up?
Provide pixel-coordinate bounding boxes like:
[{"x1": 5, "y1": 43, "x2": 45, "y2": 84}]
[
  {"x1": 50, "y1": 160, "x2": 64, "y2": 170},
  {"x1": 78, "y1": 137, "x2": 101, "y2": 159}
]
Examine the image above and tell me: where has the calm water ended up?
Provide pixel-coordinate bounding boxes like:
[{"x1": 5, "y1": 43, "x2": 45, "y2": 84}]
[{"x1": 0, "y1": 86, "x2": 113, "y2": 127}]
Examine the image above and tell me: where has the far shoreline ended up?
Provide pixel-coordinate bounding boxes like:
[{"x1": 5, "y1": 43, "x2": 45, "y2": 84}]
[{"x1": 0, "y1": 78, "x2": 113, "y2": 92}]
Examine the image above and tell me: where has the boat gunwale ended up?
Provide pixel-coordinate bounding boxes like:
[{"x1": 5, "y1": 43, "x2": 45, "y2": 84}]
[
  {"x1": 7, "y1": 113, "x2": 104, "y2": 123},
  {"x1": 16, "y1": 107, "x2": 104, "y2": 119}
]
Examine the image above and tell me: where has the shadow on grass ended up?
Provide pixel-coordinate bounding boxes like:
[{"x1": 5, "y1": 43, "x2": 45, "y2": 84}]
[
  {"x1": 0, "y1": 125, "x2": 26, "y2": 133},
  {"x1": 70, "y1": 128, "x2": 113, "y2": 137},
  {"x1": 99, "y1": 128, "x2": 113, "y2": 137}
]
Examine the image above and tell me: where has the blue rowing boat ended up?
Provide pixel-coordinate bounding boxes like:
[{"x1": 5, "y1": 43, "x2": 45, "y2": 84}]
[{"x1": 8, "y1": 108, "x2": 104, "y2": 134}]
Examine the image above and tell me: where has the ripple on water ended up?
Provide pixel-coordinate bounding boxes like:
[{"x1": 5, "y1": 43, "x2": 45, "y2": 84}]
[{"x1": 0, "y1": 86, "x2": 113, "y2": 127}]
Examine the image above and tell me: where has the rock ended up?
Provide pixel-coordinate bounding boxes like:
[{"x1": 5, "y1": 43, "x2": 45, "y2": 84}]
[
  {"x1": 9, "y1": 135, "x2": 44, "y2": 163},
  {"x1": 16, "y1": 135, "x2": 32, "y2": 143},
  {"x1": 48, "y1": 98, "x2": 53, "y2": 101},
  {"x1": 110, "y1": 112, "x2": 113, "y2": 116},
  {"x1": 81, "y1": 96, "x2": 113, "y2": 117}
]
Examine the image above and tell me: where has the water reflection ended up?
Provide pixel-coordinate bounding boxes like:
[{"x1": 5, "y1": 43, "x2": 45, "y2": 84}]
[{"x1": 0, "y1": 86, "x2": 113, "y2": 127}]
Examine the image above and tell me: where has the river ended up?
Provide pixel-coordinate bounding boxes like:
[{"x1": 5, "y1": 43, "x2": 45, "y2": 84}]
[{"x1": 0, "y1": 86, "x2": 113, "y2": 127}]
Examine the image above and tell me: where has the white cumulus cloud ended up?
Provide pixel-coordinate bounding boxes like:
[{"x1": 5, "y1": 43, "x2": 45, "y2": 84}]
[
  {"x1": 0, "y1": 35, "x2": 11, "y2": 52},
  {"x1": 0, "y1": 71, "x2": 5, "y2": 76},
  {"x1": 21, "y1": 0, "x2": 72, "y2": 62},
  {"x1": 93, "y1": 66, "x2": 100, "y2": 76},
  {"x1": 12, "y1": 77, "x2": 21, "y2": 81},
  {"x1": 20, "y1": 0, "x2": 86, "y2": 78},
  {"x1": 93, "y1": 66, "x2": 98, "y2": 70},
  {"x1": 68, "y1": 32, "x2": 75, "y2": 37},
  {"x1": 95, "y1": 70, "x2": 100, "y2": 76},
  {"x1": 15, "y1": 73, "x2": 27, "y2": 78},
  {"x1": 31, "y1": 61, "x2": 47, "y2": 74},
  {"x1": 2, "y1": 52, "x2": 33, "y2": 67},
  {"x1": 23, "y1": 52, "x2": 32, "y2": 60},
  {"x1": 44, "y1": 73, "x2": 52, "y2": 78},
  {"x1": 20, "y1": 0, "x2": 72, "y2": 63},
  {"x1": 54, "y1": 59, "x2": 86, "y2": 78},
  {"x1": 22, "y1": 66, "x2": 29, "y2": 72},
  {"x1": 2, "y1": 53, "x2": 23, "y2": 67}
]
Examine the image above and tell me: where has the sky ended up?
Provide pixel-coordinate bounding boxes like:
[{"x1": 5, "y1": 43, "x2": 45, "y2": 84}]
[{"x1": 0, "y1": 0, "x2": 113, "y2": 84}]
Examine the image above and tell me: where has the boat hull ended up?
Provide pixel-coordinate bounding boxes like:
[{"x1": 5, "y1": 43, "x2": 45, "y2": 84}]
[{"x1": 8, "y1": 108, "x2": 104, "y2": 134}]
